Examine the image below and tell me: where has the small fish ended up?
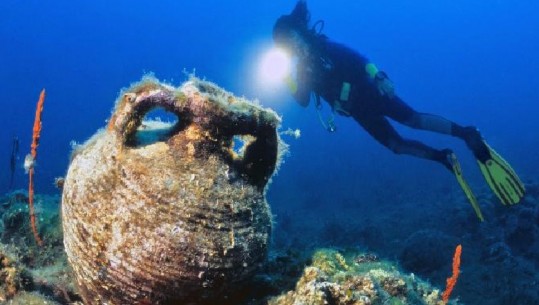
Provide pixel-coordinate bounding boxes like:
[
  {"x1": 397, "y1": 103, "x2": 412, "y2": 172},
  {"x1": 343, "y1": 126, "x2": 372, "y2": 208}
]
[
  {"x1": 9, "y1": 136, "x2": 19, "y2": 189},
  {"x1": 24, "y1": 153, "x2": 35, "y2": 174}
]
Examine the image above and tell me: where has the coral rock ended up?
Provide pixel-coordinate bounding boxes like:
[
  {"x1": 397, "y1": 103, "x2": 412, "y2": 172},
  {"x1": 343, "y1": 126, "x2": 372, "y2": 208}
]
[
  {"x1": 0, "y1": 248, "x2": 24, "y2": 302},
  {"x1": 268, "y1": 249, "x2": 449, "y2": 305}
]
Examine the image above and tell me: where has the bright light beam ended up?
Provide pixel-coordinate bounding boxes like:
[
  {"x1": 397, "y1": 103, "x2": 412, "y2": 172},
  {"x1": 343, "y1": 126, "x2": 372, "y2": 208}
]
[{"x1": 258, "y1": 48, "x2": 291, "y2": 87}]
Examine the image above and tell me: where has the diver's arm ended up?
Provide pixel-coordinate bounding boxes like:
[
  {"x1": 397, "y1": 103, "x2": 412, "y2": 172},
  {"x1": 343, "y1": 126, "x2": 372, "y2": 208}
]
[
  {"x1": 285, "y1": 59, "x2": 313, "y2": 107},
  {"x1": 294, "y1": 81, "x2": 311, "y2": 107},
  {"x1": 365, "y1": 62, "x2": 395, "y2": 98},
  {"x1": 284, "y1": 75, "x2": 310, "y2": 107}
]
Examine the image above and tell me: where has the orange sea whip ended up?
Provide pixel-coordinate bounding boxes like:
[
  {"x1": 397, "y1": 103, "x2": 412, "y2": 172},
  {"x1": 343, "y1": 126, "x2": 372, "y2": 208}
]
[
  {"x1": 442, "y1": 244, "x2": 462, "y2": 303},
  {"x1": 27, "y1": 89, "x2": 46, "y2": 246}
]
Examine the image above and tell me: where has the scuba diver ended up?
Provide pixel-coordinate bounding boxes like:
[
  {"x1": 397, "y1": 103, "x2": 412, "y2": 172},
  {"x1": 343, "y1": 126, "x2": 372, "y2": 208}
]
[{"x1": 273, "y1": 1, "x2": 525, "y2": 220}]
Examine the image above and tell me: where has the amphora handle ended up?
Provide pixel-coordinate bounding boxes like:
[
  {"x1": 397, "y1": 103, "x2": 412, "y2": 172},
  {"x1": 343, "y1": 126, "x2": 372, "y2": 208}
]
[{"x1": 107, "y1": 80, "x2": 280, "y2": 188}]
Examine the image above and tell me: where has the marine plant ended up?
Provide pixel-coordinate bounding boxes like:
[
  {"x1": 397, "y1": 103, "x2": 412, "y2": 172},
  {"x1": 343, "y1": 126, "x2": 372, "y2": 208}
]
[
  {"x1": 442, "y1": 244, "x2": 462, "y2": 303},
  {"x1": 25, "y1": 89, "x2": 46, "y2": 246}
]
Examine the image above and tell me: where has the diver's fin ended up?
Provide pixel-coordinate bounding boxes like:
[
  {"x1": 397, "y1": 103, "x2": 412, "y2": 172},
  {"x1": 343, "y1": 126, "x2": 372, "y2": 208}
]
[
  {"x1": 449, "y1": 152, "x2": 484, "y2": 221},
  {"x1": 477, "y1": 141, "x2": 525, "y2": 205}
]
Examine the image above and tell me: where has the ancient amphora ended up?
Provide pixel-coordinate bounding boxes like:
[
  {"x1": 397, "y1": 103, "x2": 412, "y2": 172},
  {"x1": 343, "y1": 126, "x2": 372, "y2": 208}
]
[{"x1": 62, "y1": 77, "x2": 282, "y2": 304}]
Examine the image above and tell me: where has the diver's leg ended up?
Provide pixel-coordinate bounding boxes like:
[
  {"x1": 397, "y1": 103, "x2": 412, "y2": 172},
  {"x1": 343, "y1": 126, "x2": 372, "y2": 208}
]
[
  {"x1": 382, "y1": 96, "x2": 456, "y2": 134},
  {"x1": 383, "y1": 97, "x2": 489, "y2": 160},
  {"x1": 354, "y1": 115, "x2": 453, "y2": 170}
]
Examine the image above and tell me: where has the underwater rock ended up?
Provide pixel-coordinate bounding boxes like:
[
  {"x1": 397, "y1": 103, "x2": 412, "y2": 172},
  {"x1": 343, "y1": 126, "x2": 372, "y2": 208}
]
[
  {"x1": 0, "y1": 193, "x2": 77, "y2": 304},
  {"x1": 61, "y1": 77, "x2": 283, "y2": 304},
  {"x1": 0, "y1": 247, "x2": 22, "y2": 302},
  {"x1": 504, "y1": 207, "x2": 536, "y2": 255},
  {"x1": 0, "y1": 191, "x2": 28, "y2": 208},
  {"x1": 399, "y1": 229, "x2": 458, "y2": 280},
  {"x1": 1, "y1": 193, "x2": 64, "y2": 268},
  {"x1": 268, "y1": 248, "x2": 451, "y2": 305},
  {"x1": 6, "y1": 291, "x2": 62, "y2": 305}
]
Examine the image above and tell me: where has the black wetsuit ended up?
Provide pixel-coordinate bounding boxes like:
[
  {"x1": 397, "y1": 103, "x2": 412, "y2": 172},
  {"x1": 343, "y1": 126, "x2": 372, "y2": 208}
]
[{"x1": 292, "y1": 38, "x2": 470, "y2": 168}]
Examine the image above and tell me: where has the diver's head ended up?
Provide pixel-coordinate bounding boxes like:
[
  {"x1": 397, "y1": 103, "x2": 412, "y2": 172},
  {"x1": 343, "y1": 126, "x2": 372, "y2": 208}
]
[{"x1": 273, "y1": 1, "x2": 312, "y2": 57}]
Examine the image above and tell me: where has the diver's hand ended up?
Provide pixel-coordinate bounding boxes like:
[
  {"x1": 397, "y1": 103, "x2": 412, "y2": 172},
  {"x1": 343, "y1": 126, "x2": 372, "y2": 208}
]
[
  {"x1": 284, "y1": 74, "x2": 298, "y2": 94},
  {"x1": 375, "y1": 71, "x2": 395, "y2": 98},
  {"x1": 296, "y1": 59, "x2": 314, "y2": 81}
]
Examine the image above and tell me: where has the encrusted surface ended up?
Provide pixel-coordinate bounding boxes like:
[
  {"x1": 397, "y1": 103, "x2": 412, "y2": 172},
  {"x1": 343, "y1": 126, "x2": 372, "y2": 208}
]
[
  {"x1": 268, "y1": 249, "x2": 452, "y2": 305},
  {"x1": 62, "y1": 77, "x2": 282, "y2": 304}
]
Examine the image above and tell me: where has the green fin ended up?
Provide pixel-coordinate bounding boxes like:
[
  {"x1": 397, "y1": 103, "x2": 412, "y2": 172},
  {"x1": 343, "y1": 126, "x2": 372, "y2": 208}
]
[
  {"x1": 477, "y1": 141, "x2": 525, "y2": 205},
  {"x1": 450, "y1": 153, "x2": 484, "y2": 221}
]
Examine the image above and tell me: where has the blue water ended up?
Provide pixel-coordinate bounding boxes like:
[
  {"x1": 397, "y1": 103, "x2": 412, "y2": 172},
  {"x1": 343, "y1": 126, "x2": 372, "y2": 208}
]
[{"x1": 2, "y1": 1, "x2": 539, "y2": 304}]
